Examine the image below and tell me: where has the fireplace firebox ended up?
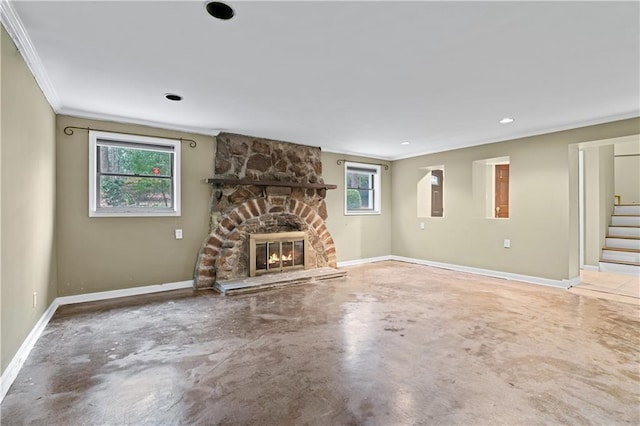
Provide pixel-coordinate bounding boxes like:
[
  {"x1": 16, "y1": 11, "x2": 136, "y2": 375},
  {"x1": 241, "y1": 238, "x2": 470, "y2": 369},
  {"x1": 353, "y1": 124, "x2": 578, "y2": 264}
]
[{"x1": 249, "y1": 232, "x2": 308, "y2": 277}]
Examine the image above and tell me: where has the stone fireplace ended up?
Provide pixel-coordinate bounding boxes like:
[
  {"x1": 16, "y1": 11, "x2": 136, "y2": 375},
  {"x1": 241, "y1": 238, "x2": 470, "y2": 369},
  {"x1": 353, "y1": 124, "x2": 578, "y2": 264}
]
[{"x1": 194, "y1": 133, "x2": 342, "y2": 291}]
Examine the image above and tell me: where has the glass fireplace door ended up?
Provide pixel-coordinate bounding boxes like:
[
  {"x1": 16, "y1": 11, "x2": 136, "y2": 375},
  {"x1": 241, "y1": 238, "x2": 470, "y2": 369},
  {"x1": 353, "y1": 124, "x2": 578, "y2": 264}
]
[{"x1": 249, "y1": 232, "x2": 308, "y2": 276}]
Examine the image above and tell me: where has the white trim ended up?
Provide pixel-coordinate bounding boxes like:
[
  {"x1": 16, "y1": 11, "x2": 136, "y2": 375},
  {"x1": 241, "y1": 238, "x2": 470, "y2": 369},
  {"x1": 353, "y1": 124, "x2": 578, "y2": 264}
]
[
  {"x1": 344, "y1": 161, "x2": 382, "y2": 215},
  {"x1": 337, "y1": 255, "x2": 577, "y2": 289},
  {"x1": 387, "y1": 111, "x2": 640, "y2": 161},
  {"x1": 578, "y1": 149, "x2": 585, "y2": 269},
  {"x1": 88, "y1": 130, "x2": 181, "y2": 217},
  {"x1": 322, "y1": 110, "x2": 640, "y2": 162},
  {"x1": 0, "y1": 279, "x2": 193, "y2": 403},
  {"x1": 599, "y1": 262, "x2": 640, "y2": 276},
  {"x1": 337, "y1": 256, "x2": 392, "y2": 267},
  {"x1": 0, "y1": 0, "x2": 61, "y2": 110},
  {"x1": 0, "y1": 298, "x2": 58, "y2": 402},
  {"x1": 389, "y1": 255, "x2": 575, "y2": 289},
  {"x1": 320, "y1": 147, "x2": 393, "y2": 162},
  {"x1": 56, "y1": 280, "x2": 193, "y2": 306},
  {"x1": 61, "y1": 108, "x2": 220, "y2": 138},
  {"x1": 582, "y1": 264, "x2": 600, "y2": 272},
  {"x1": 563, "y1": 276, "x2": 583, "y2": 289}
]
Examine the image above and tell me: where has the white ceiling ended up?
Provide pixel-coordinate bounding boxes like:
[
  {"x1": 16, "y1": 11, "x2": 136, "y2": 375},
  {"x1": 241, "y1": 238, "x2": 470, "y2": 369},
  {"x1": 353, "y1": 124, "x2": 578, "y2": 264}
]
[{"x1": 5, "y1": 0, "x2": 639, "y2": 160}]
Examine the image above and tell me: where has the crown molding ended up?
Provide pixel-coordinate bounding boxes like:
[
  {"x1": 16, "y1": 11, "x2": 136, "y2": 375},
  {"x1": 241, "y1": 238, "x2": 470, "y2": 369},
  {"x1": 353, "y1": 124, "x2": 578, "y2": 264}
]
[
  {"x1": 59, "y1": 107, "x2": 221, "y2": 138},
  {"x1": 0, "y1": 0, "x2": 61, "y2": 111},
  {"x1": 389, "y1": 112, "x2": 640, "y2": 161},
  {"x1": 320, "y1": 147, "x2": 393, "y2": 162}
]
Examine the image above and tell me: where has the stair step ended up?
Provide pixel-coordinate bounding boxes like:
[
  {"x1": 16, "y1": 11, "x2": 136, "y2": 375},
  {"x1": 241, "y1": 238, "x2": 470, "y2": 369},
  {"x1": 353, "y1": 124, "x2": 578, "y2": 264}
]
[
  {"x1": 601, "y1": 249, "x2": 640, "y2": 263},
  {"x1": 600, "y1": 259, "x2": 640, "y2": 266},
  {"x1": 605, "y1": 237, "x2": 640, "y2": 250},
  {"x1": 599, "y1": 260, "x2": 640, "y2": 276},
  {"x1": 608, "y1": 226, "x2": 640, "y2": 238},
  {"x1": 611, "y1": 215, "x2": 640, "y2": 226},
  {"x1": 602, "y1": 246, "x2": 640, "y2": 253},
  {"x1": 614, "y1": 204, "x2": 640, "y2": 215}
]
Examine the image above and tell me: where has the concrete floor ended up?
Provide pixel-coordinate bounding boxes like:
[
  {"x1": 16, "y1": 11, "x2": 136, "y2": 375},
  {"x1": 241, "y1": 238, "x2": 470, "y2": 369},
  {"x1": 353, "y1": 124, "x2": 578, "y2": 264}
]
[{"x1": 2, "y1": 261, "x2": 639, "y2": 425}]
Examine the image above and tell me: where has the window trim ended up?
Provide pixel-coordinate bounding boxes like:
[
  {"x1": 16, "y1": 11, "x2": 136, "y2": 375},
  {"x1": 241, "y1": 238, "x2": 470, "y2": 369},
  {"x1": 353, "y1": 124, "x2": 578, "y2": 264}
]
[
  {"x1": 89, "y1": 131, "x2": 181, "y2": 217},
  {"x1": 344, "y1": 161, "x2": 381, "y2": 215}
]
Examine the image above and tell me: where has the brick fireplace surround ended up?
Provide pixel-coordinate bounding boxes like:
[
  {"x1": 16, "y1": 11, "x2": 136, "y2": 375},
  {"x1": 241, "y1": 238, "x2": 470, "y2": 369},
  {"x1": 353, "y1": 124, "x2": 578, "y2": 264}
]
[{"x1": 194, "y1": 133, "x2": 338, "y2": 289}]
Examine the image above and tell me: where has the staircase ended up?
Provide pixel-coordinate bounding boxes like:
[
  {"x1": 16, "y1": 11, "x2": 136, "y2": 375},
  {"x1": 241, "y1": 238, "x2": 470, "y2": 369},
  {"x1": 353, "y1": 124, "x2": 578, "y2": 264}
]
[{"x1": 600, "y1": 204, "x2": 640, "y2": 276}]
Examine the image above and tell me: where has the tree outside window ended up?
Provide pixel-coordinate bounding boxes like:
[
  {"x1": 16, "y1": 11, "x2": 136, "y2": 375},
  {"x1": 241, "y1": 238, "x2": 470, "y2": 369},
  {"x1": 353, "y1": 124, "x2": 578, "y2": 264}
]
[
  {"x1": 89, "y1": 131, "x2": 181, "y2": 217},
  {"x1": 345, "y1": 162, "x2": 381, "y2": 215}
]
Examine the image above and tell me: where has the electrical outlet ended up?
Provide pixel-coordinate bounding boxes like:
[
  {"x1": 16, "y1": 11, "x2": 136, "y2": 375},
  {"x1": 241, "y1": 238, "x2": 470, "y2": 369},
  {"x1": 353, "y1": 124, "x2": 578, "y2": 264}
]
[
  {"x1": 503, "y1": 239, "x2": 511, "y2": 248},
  {"x1": 420, "y1": 222, "x2": 425, "y2": 230},
  {"x1": 33, "y1": 292, "x2": 37, "y2": 308},
  {"x1": 175, "y1": 229, "x2": 183, "y2": 239}
]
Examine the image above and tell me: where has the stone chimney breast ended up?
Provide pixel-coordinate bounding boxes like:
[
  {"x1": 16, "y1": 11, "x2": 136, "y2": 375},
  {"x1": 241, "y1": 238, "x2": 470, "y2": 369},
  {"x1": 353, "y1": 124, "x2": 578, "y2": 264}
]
[{"x1": 194, "y1": 133, "x2": 338, "y2": 289}]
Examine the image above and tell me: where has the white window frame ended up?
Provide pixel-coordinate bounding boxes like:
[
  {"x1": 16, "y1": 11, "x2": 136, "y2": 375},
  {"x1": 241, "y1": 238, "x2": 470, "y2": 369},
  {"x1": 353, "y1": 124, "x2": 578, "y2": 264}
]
[
  {"x1": 89, "y1": 131, "x2": 181, "y2": 217},
  {"x1": 344, "y1": 161, "x2": 381, "y2": 215}
]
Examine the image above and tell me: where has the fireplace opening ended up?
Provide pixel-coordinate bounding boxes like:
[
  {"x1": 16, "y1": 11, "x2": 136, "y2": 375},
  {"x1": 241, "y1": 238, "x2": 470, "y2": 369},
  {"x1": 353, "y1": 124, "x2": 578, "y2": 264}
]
[{"x1": 249, "y1": 231, "x2": 308, "y2": 277}]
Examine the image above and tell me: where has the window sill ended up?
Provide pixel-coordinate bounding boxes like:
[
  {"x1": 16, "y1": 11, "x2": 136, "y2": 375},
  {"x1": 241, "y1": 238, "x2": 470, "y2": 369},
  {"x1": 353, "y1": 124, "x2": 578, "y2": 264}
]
[
  {"x1": 90, "y1": 210, "x2": 180, "y2": 218},
  {"x1": 344, "y1": 211, "x2": 381, "y2": 216}
]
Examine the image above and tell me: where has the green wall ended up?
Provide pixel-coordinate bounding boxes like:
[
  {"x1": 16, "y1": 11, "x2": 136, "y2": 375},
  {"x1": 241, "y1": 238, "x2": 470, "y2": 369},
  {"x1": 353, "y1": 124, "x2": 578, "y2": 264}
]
[
  {"x1": 391, "y1": 118, "x2": 639, "y2": 282},
  {"x1": 322, "y1": 152, "x2": 392, "y2": 262},
  {"x1": 1, "y1": 27, "x2": 57, "y2": 374},
  {"x1": 56, "y1": 115, "x2": 214, "y2": 296}
]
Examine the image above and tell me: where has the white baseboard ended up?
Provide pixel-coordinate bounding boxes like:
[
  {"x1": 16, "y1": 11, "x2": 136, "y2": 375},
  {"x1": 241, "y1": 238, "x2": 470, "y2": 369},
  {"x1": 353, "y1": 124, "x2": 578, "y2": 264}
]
[
  {"x1": 388, "y1": 255, "x2": 576, "y2": 289},
  {"x1": 582, "y1": 265, "x2": 601, "y2": 272},
  {"x1": 337, "y1": 256, "x2": 392, "y2": 267},
  {"x1": 56, "y1": 280, "x2": 194, "y2": 306},
  {"x1": 563, "y1": 276, "x2": 583, "y2": 288},
  {"x1": 0, "y1": 299, "x2": 58, "y2": 402},
  {"x1": 338, "y1": 255, "x2": 577, "y2": 289},
  {"x1": 0, "y1": 279, "x2": 193, "y2": 403}
]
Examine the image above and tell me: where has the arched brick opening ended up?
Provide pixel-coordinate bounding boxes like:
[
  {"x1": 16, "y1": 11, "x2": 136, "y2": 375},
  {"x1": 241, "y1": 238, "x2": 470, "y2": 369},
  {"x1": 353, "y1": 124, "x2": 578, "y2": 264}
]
[{"x1": 194, "y1": 197, "x2": 337, "y2": 289}]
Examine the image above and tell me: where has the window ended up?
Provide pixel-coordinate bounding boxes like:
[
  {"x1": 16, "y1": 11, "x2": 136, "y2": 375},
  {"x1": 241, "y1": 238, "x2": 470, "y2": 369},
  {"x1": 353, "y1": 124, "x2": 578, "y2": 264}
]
[
  {"x1": 431, "y1": 169, "x2": 444, "y2": 217},
  {"x1": 89, "y1": 131, "x2": 181, "y2": 217},
  {"x1": 345, "y1": 162, "x2": 381, "y2": 215},
  {"x1": 417, "y1": 166, "x2": 444, "y2": 218},
  {"x1": 471, "y1": 156, "x2": 509, "y2": 219}
]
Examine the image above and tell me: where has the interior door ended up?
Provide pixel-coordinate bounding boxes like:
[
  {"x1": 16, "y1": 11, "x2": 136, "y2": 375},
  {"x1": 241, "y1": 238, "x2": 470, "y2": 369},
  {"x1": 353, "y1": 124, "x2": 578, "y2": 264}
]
[{"x1": 495, "y1": 164, "x2": 509, "y2": 218}]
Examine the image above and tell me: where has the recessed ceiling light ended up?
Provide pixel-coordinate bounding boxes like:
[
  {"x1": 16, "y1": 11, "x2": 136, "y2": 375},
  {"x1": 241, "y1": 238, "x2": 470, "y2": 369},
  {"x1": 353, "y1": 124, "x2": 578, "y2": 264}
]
[
  {"x1": 206, "y1": 2, "x2": 234, "y2": 20},
  {"x1": 499, "y1": 117, "x2": 515, "y2": 124},
  {"x1": 165, "y1": 93, "x2": 183, "y2": 101},
  {"x1": 401, "y1": 141, "x2": 411, "y2": 145}
]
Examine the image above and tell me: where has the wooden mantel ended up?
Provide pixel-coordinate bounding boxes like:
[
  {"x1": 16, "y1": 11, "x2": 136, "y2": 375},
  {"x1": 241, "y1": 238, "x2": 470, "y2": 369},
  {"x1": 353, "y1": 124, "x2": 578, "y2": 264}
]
[{"x1": 207, "y1": 178, "x2": 337, "y2": 190}]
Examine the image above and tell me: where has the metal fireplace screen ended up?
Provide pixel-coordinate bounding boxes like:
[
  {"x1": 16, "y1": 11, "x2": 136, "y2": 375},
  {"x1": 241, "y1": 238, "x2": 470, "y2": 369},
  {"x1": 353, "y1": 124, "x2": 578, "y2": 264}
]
[{"x1": 249, "y1": 231, "x2": 308, "y2": 277}]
